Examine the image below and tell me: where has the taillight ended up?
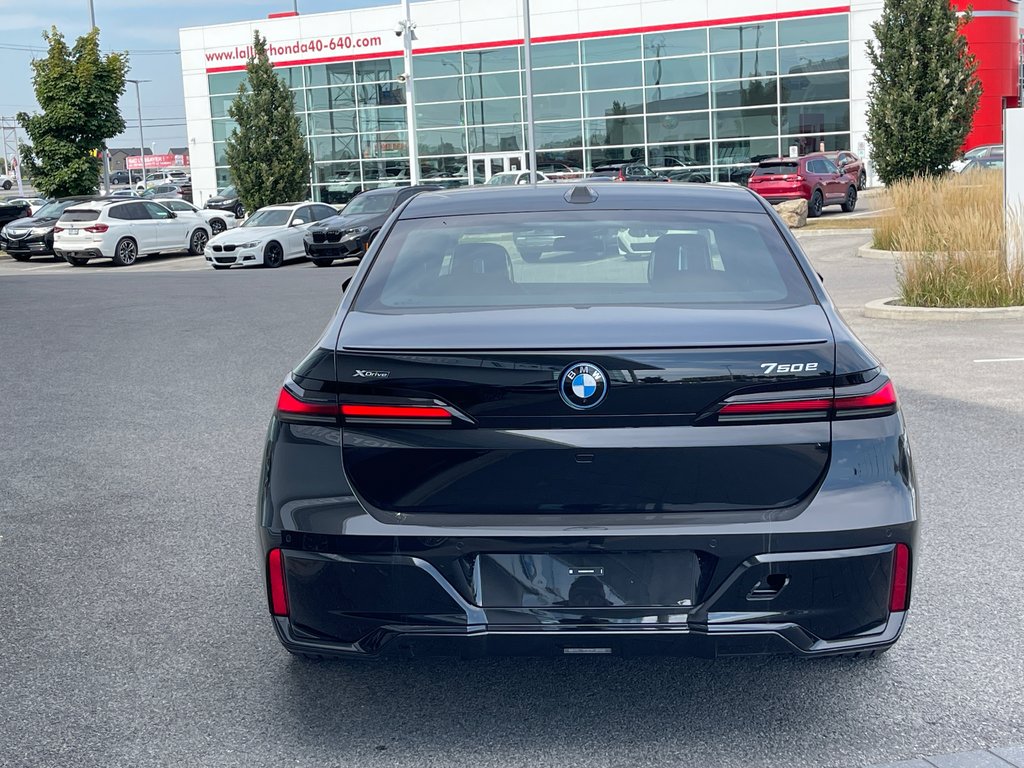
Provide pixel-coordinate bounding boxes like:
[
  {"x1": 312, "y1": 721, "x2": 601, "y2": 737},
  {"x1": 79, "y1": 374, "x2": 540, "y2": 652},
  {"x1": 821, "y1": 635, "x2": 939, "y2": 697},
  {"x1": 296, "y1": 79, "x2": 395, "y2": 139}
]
[
  {"x1": 276, "y1": 387, "x2": 336, "y2": 416},
  {"x1": 84, "y1": 223, "x2": 109, "y2": 233},
  {"x1": 341, "y1": 403, "x2": 451, "y2": 420},
  {"x1": 275, "y1": 386, "x2": 456, "y2": 424},
  {"x1": 267, "y1": 548, "x2": 289, "y2": 617},
  {"x1": 53, "y1": 226, "x2": 64, "y2": 233},
  {"x1": 834, "y1": 380, "x2": 897, "y2": 417},
  {"x1": 890, "y1": 543, "x2": 910, "y2": 612},
  {"x1": 713, "y1": 379, "x2": 898, "y2": 424}
]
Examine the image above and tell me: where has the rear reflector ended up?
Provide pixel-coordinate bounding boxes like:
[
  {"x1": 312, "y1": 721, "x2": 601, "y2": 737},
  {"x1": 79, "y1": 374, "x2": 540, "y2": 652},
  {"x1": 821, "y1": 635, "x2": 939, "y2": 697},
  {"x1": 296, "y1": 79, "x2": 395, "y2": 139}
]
[
  {"x1": 276, "y1": 388, "x2": 336, "y2": 416},
  {"x1": 268, "y1": 548, "x2": 289, "y2": 617},
  {"x1": 890, "y1": 543, "x2": 910, "y2": 612},
  {"x1": 341, "y1": 403, "x2": 451, "y2": 420}
]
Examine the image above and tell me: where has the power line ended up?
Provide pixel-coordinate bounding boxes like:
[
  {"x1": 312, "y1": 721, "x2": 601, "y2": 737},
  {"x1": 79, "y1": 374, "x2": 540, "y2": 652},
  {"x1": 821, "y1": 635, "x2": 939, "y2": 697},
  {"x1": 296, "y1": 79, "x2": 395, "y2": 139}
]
[{"x1": 0, "y1": 43, "x2": 180, "y2": 56}]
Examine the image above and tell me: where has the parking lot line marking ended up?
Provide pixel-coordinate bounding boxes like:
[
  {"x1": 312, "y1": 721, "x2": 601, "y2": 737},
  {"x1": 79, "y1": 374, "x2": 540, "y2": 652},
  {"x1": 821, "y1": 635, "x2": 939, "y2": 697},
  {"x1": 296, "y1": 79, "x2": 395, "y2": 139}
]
[{"x1": 974, "y1": 357, "x2": 1024, "y2": 363}]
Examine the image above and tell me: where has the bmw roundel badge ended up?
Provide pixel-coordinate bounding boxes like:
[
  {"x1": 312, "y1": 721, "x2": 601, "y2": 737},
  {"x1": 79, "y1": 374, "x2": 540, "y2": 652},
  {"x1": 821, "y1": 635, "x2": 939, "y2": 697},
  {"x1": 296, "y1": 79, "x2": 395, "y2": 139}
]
[{"x1": 559, "y1": 362, "x2": 608, "y2": 410}]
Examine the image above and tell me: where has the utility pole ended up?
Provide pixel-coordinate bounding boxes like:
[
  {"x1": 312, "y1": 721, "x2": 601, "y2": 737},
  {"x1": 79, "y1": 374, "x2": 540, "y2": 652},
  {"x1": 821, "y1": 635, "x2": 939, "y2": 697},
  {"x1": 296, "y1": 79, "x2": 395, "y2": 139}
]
[
  {"x1": 126, "y1": 79, "x2": 150, "y2": 188},
  {"x1": 522, "y1": 0, "x2": 537, "y2": 184},
  {"x1": 399, "y1": 0, "x2": 420, "y2": 185},
  {"x1": 88, "y1": 0, "x2": 95, "y2": 29}
]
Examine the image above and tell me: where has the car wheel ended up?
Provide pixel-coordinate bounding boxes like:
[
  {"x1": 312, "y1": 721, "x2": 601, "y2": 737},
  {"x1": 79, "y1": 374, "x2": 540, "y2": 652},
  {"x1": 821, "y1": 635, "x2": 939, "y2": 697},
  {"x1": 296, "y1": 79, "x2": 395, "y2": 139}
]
[
  {"x1": 808, "y1": 190, "x2": 824, "y2": 218},
  {"x1": 858, "y1": 171, "x2": 867, "y2": 190},
  {"x1": 8, "y1": 253, "x2": 31, "y2": 262},
  {"x1": 312, "y1": 258, "x2": 334, "y2": 267},
  {"x1": 264, "y1": 241, "x2": 284, "y2": 268},
  {"x1": 66, "y1": 255, "x2": 89, "y2": 267},
  {"x1": 519, "y1": 247, "x2": 543, "y2": 263},
  {"x1": 841, "y1": 186, "x2": 858, "y2": 213},
  {"x1": 189, "y1": 228, "x2": 209, "y2": 255},
  {"x1": 209, "y1": 218, "x2": 226, "y2": 235},
  {"x1": 112, "y1": 237, "x2": 138, "y2": 266},
  {"x1": 233, "y1": 204, "x2": 245, "y2": 219},
  {"x1": 1, "y1": 180, "x2": 11, "y2": 190}
]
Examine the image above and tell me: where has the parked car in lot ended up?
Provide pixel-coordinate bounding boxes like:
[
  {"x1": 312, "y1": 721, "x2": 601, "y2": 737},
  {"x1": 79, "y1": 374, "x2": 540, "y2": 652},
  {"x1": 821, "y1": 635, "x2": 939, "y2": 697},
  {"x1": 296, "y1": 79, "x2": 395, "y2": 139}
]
[
  {"x1": 109, "y1": 170, "x2": 138, "y2": 186},
  {"x1": 204, "y1": 202, "x2": 337, "y2": 269},
  {"x1": 747, "y1": 154, "x2": 858, "y2": 217},
  {"x1": 824, "y1": 151, "x2": 867, "y2": 190},
  {"x1": 486, "y1": 171, "x2": 551, "y2": 185},
  {"x1": 158, "y1": 198, "x2": 238, "y2": 235},
  {"x1": 591, "y1": 163, "x2": 670, "y2": 182},
  {"x1": 53, "y1": 199, "x2": 211, "y2": 267},
  {"x1": 951, "y1": 144, "x2": 1002, "y2": 173},
  {"x1": 958, "y1": 156, "x2": 1004, "y2": 174},
  {"x1": 4, "y1": 197, "x2": 50, "y2": 215},
  {"x1": 0, "y1": 198, "x2": 32, "y2": 231},
  {"x1": 142, "y1": 184, "x2": 193, "y2": 203},
  {"x1": 204, "y1": 185, "x2": 244, "y2": 219},
  {"x1": 303, "y1": 185, "x2": 441, "y2": 267},
  {"x1": 1, "y1": 173, "x2": 14, "y2": 190},
  {"x1": 0, "y1": 196, "x2": 98, "y2": 260},
  {"x1": 663, "y1": 167, "x2": 711, "y2": 183},
  {"x1": 107, "y1": 189, "x2": 140, "y2": 198},
  {"x1": 260, "y1": 182, "x2": 917, "y2": 661}
]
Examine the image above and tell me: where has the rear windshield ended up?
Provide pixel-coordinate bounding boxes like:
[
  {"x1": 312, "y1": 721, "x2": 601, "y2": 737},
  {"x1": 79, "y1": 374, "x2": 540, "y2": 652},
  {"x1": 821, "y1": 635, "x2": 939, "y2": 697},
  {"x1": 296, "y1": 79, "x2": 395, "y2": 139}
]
[
  {"x1": 753, "y1": 162, "x2": 798, "y2": 176},
  {"x1": 353, "y1": 210, "x2": 814, "y2": 311},
  {"x1": 59, "y1": 209, "x2": 100, "y2": 222}
]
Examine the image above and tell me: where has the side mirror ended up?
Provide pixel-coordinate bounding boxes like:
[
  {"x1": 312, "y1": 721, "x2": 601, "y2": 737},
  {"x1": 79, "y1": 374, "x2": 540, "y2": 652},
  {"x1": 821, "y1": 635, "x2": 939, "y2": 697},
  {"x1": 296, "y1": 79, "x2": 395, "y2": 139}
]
[
  {"x1": 167, "y1": 211, "x2": 177, "y2": 219},
  {"x1": 291, "y1": 218, "x2": 305, "y2": 226}
]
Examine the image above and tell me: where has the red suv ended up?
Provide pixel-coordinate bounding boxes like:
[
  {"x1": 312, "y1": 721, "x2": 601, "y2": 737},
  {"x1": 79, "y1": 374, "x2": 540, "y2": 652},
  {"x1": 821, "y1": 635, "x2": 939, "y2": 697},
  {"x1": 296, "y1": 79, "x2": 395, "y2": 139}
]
[{"x1": 747, "y1": 153, "x2": 858, "y2": 217}]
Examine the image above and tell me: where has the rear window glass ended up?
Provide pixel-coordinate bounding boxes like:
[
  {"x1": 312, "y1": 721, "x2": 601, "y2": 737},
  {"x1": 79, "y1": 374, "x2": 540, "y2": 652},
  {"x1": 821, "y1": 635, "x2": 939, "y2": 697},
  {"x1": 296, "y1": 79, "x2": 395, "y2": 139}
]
[
  {"x1": 754, "y1": 163, "x2": 798, "y2": 175},
  {"x1": 354, "y1": 210, "x2": 814, "y2": 311},
  {"x1": 59, "y1": 209, "x2": 100, "y2": 222},
  {"x1": 345, "y1": 192, "x2": 398, "y2": 215}
]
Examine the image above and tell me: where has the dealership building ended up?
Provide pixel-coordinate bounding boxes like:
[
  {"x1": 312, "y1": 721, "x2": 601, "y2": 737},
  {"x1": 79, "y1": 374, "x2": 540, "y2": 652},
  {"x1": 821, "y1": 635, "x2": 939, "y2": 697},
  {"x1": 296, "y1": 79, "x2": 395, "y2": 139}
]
[{"x1": 178, "y1": 0, "x2": 1020, "y2": 204}]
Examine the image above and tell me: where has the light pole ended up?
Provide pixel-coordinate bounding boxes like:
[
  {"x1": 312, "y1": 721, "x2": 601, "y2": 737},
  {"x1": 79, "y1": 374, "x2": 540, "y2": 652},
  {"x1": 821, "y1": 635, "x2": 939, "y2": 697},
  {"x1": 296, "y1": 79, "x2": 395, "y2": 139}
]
[
  {"x1": 398, "y1": 0, "x2": 420, "y2": 185},
  {"x1": 522, "y1": 0, "x2": 538, "y2": 184},
  {"x1": 126, "y1": 78, "x2": 150, "y2": 188},
  {"x1": 88, "y1": 0, "x2": 95, "y2": 28}
]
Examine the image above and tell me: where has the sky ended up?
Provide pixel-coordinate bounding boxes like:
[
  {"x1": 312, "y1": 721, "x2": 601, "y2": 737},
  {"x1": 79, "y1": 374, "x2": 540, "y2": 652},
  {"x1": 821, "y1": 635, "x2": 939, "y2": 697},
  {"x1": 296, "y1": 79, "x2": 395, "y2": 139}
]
[{"x1": 0, "y1": 0, "x2": 404, "y2": 153}]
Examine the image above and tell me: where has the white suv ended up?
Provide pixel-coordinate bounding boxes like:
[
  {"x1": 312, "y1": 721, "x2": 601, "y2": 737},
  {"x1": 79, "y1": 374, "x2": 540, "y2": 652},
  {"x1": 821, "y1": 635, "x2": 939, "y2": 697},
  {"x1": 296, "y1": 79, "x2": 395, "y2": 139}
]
[{"x1": 53, "y1": 199, "x2": 211, "y2": 267}]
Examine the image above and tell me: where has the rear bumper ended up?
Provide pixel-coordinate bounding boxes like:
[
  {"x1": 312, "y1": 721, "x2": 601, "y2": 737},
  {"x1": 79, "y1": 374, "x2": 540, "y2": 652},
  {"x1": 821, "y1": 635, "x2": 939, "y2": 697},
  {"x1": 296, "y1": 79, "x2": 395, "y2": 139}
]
[
  {"x1": 754, "y1": 192, "x2": 807, "y2": 204},
  {"x1": 265, "y1": 538, "x2": 913, "y2": 659},
  {"x1": 54, "y1": 247, "x2": 105, "y2": 260}
]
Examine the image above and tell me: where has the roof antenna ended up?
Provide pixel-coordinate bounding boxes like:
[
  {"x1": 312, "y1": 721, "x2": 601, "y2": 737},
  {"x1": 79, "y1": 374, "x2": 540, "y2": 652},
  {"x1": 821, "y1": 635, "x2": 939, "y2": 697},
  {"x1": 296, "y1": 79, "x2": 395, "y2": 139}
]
[{"x1": 564, "y1": 185, "x2": 599, "y2": 204}]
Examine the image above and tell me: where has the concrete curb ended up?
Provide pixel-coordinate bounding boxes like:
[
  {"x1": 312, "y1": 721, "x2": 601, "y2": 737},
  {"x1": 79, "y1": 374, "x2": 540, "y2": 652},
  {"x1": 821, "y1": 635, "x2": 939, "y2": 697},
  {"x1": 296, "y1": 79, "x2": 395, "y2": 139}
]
[
  {"x1": 864, "y1": 297, "x2": 1024, "y2": 320},
  {"x1": 858, "y1": 244, "x2": 902, "y2": 259},
  {"x1": 794, "y1": 228, "x2": 873, "y2": 237}
]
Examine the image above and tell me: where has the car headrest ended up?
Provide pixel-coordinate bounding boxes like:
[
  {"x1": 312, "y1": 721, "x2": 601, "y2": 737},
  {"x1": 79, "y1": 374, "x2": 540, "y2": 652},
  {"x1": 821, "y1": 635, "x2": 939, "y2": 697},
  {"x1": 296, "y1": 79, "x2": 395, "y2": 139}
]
[
  {"x1": 649, "y1": 233, "x2": 712, "y2": 282},
  {"x1": 449, "y1": 242, "x2": 512, "y2": 280}
]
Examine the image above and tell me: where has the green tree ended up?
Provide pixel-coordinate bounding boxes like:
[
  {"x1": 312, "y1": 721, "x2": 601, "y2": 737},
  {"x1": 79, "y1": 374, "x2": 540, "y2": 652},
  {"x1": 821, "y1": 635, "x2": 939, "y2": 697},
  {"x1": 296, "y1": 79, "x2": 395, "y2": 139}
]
[
  {"x1": 225, "y1": 32, "x2": 311, "y2": 212},
  {"x1": 866, "y1": 0, "x2": 981, "y2": 184},
  {"x1": 17, "y1": 27, "x2": 127, "y2": 197}
]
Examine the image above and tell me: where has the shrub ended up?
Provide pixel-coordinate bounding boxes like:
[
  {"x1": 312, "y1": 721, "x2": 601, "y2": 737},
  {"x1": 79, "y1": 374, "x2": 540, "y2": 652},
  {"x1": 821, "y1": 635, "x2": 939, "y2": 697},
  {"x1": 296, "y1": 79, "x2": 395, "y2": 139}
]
[{"x1": 872, "y1": 172, "x2": 1024, "y2": 307}]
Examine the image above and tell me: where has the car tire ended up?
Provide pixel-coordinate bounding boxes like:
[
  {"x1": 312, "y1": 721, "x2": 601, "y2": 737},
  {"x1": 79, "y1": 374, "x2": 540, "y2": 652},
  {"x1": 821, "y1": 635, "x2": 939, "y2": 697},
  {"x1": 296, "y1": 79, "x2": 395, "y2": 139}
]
[
  {"x1": 312, "y1": 258, "x2": 334, "y2": 267},
  {"x1": 189, "y1": 228, "x2": 209, "y2": 255},
  {"x1": 519, "y1": 247, "x2": 543, "y2": 263},
  {"x1": 209, "y1": 218, "x2": 226, "y2": 235},
  {"x1": 112, "y1": 238, "x2": 138, "y2": 266},
  {"x1": 841, "y1": 186, "x2": 858, "y2": 213},
  {"x1": 233, "y1": 204, "x2": 244, "y2": 219},
  {"x1": 66, "y1": 255, "x2": 89, "y2": 267},
  {"x1": 858, "y1": 171, "x2": 867, "y2": 190},
  {"x1": 1, "y1": 180, "x2": 11, "y2": 190},
  {"x1": 8, "y1": 253, "x2": 31, "y2": 262},
  {"x1": 808, "y1": 190, "x2": 824, "y2": 218},
  {"x1": 264, "y1": 241, "x2": 284, "y2": 268}
]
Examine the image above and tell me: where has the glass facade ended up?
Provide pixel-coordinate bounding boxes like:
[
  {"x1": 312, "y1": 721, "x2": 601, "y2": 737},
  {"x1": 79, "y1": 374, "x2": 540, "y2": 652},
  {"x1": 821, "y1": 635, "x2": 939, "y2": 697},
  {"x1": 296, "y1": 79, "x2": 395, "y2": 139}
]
[{"x1": 207, "y1": 12, "x2": 850, "y2": 199}]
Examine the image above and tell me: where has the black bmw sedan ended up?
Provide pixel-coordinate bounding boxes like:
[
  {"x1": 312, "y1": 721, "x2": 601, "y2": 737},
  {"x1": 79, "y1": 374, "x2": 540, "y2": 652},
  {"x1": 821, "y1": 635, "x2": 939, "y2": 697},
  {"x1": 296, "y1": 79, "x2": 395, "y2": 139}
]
[
  {"x1": 0, "y1": 197, "x2": 96, "y2": 260},
  {"x1": 259, "y1": 183, "x2": 918, "y2": 660}
]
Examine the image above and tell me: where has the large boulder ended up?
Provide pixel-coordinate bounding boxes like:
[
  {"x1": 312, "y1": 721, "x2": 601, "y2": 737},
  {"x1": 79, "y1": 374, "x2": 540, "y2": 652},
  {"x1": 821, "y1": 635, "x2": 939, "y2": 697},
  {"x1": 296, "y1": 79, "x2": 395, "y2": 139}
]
[{"x1": 774, "y1": 198, "x2": 808, "y2": 228}]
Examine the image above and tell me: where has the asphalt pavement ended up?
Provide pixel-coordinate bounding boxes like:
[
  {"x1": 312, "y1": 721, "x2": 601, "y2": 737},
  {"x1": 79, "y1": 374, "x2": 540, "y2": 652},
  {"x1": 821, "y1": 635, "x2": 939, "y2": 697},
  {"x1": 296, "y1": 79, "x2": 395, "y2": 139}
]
[{"x1": 0, "y1": 238, "x2": 1022, "y2": 768}]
